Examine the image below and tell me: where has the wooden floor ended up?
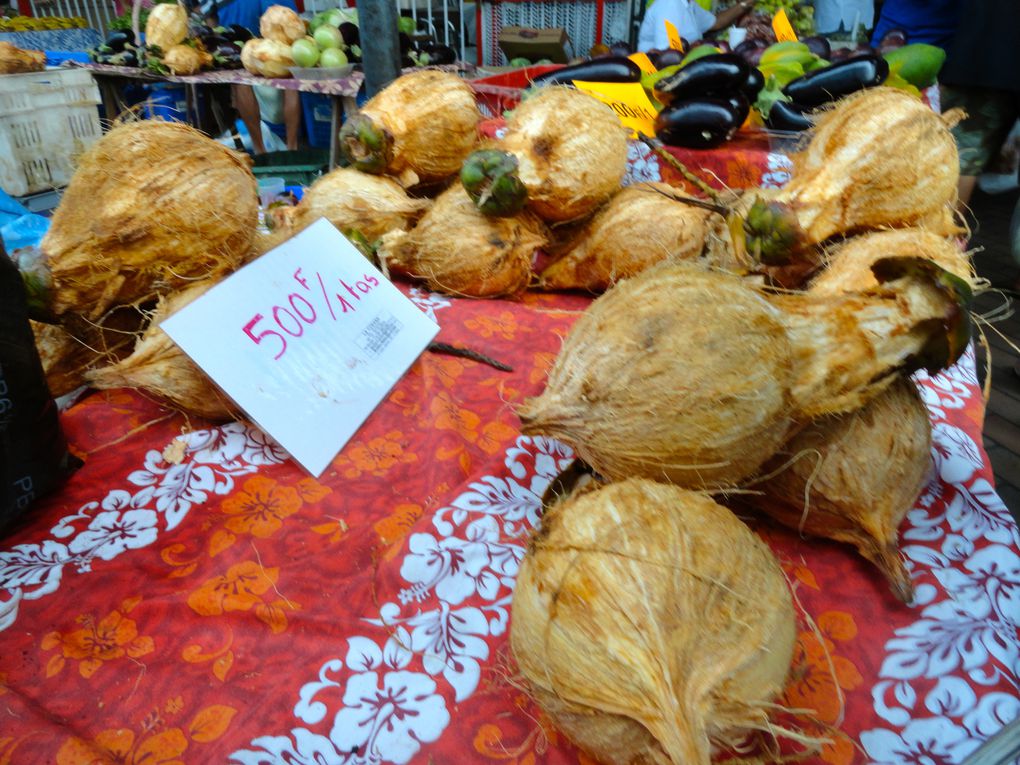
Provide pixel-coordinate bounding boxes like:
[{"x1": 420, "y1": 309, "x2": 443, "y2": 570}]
[{"x1": 967, "y1": 186, "x2": 1020, "y2": 521}]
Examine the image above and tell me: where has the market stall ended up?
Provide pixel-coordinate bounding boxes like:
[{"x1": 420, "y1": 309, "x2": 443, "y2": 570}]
[{"x1": 1, "y1": 20, "x2": 1018, "y2": 765}]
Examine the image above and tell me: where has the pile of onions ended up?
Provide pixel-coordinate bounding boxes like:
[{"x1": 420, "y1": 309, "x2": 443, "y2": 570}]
[
  {"x1": 86, "y1": 281, "x2": 236, "y2": 421},
  {"x1": 744, "y1": 88, "x2": 962, "y2": 260},
  {"x1": 497, "y1": 87, "x2": 628, "y2": 223},
  {"x1": 519, "y1": 260, "x2": 968, "y2": 490},
  {"x1": 340, "y1": 70, "x2": 481, "y2": 187},
  {"x1": 269, "y1": 167, "x2": 431, "y2": 245},
  {"x1": 539, "y1": 183, "x2": 720, "y2": 291},
  {"x1": 27, "y1": 120, "x2": 258, "y2": 322},
  {"x1": 753, "y1": 378, "x2": 931, "y2": 603},
  {"x1": 512, "y1": 478, "x2": 797, "y2": 765},
  {"x1": 378, "y1": 185, "x2": 546, "y2": 298}
]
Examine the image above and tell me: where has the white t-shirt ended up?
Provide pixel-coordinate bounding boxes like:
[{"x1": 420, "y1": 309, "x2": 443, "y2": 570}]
[{"x1": 637, "y1": 0, "x2": 716, "y2": 51}]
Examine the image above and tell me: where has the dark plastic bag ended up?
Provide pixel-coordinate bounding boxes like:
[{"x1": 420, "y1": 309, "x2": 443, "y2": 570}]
[{"x1": 0, "y1": 245, "x2": 79, "y2": 537}]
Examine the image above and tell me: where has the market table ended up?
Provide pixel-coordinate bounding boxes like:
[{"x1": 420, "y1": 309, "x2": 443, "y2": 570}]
[{"x1": 0, "y1": 148, "x2": 1017, "y2": 765}]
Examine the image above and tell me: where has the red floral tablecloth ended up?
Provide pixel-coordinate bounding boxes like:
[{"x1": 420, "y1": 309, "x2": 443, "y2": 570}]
[{"x1": 0, "y1": 142, "x2": 1017, "y2": 765}]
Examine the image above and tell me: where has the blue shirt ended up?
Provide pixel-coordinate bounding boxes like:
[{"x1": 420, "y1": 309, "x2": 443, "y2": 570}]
[
  {"x1": 206, "y1": 0, "x2": 297, "y2": 34},
  {"x1": 870, "y1": 0, "x2": 960, "y2": 50}
]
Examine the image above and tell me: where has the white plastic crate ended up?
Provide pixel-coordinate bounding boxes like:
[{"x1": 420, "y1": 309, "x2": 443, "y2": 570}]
[
  {"x1": 0, "y1": 68, "x2": 102, "y2": 197},
  {"x1": 478, "y1": 0, "x2": 632, "y2": 66}
]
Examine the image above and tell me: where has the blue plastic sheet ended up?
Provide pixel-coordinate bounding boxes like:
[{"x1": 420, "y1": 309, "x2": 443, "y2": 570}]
[{"x1": 0, "y1": 190, "x2": 50, "y2": 252}]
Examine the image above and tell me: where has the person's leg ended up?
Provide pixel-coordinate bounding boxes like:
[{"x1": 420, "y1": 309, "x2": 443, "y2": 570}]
[
  {"x1": 941, "y1": 84, "x2": 1014, "y2": 211},
  {"x1": 233, "y1": 84, "x2": 267, "y2": 154},
  {"x1": 283, "y1": 90, "x2": 302, "y2": 150}
]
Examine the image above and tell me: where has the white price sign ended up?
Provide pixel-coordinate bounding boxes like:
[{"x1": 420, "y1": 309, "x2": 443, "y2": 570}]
[{"x1": 161, "y1": 218, "x2": 440, "y2": 476}]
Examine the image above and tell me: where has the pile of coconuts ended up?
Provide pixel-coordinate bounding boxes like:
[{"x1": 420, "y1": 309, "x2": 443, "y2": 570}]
[{"x1": 20, "y1": 79, "x2": 981, "y2": 765}]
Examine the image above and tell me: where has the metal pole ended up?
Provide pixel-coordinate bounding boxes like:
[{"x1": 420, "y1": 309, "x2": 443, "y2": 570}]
[{"x1": 359, "y1": 0, "x2": 402, "y2": 98}]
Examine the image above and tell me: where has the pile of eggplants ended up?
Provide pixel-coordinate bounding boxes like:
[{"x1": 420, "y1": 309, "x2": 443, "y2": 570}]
[
  {"x1": 767, "y1": 55, "x2": 889, "y2": 131},
  {"x1": 652, "y1": 54, "x2": 761, "y2": 149}
]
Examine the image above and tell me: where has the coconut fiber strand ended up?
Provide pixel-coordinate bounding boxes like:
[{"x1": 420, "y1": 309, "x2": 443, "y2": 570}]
[
  {"x1": 539, "y1": 183, "x2": 719, "y2": 292},
  {"x1": 38, "y1": 121, "x2": 258, "y2": 322},
  {"x1": 511, "y1": 479, "x2": 796, "y2": 765},
  {"x1": 519, "y1": 262, "x2": 966, "y2": 490},
  {"x1": 378, "y1": 185, "x2": 546, "y2": 298},
  {"x1": 500, "y1": 87, "x2": 628, "y2": 224},
  {"x1": 753, "y1": 379, "x2": 932, "y2": 603},
  {"x1": 86, "y1": 281, "x2": 236, "y2": 422}
]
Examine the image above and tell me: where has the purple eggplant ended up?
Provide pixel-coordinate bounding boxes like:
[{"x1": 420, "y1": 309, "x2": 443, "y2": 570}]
[
  {"x1": 801, "y1": 35, "x2": 831, "y2": 60},
  {"x1": 781, "y1": 55, "x2": 889, "y2": 107},
  {"x1": 741, "y1": 66, "x2": 765, "y2": 100},
  {"x1": 651, "y1": 48, "x2": 685, "y2": 68},
  {"x1": 532, "y1": 56, "x2": 643, "y2": 85},
  {"x1": 608, "y1": 40, "x2": 632, "y2": 57},
  {"x1": 765, "y1": 100, "x2": 813, "y2": 131},
  {"x1": 655, "y1": 97, "x2": 745, "y2": 148},
  {"x1": 339, "y1": 22, "x2": 359, "y2": 47},
  {"x1": 653, "y1": 53, "x2": 749, "y2": 106}
]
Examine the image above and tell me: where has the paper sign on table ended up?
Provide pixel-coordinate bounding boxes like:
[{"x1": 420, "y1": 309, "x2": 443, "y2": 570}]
[
  {"x1": 628, "y1": 51, "x2": 657, "y2": 75},
  {"x1": 572, "y1": 80, "x2": 659, "y2": 137},
  {"x1": 772, "y1": 8, "x2": 798, "y2": 42},
  {"x1": 160, "y1": 218, "x2": 440, "y2": 476},
  {"x1": 663, "y1": 19, "x2": 685, "y2": 51}
]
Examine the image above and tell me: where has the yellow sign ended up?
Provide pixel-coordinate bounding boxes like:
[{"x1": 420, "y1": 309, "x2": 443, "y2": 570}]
[
  {"x1": 772, "y1": 8, "x2": 798, "y2": 42},
  {"x1": 628, "y1": 51, "x2": 658, "y2": 75},
  {"x1": 663, "y1": 19, "x2": 685, "y2": 51},
  {"x1": 572, "y1": 80, "x2": 659, "y2": 137}
]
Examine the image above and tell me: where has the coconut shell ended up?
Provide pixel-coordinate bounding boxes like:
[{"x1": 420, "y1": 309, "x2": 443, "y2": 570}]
[
  {"x1": 501, "y1": 87, "x2": 629, "y2": 224},
  {"x1": 241, "y1": 38, "x2": 294, "y2": 78},
  {"x1": 259, "y1": 4, "x2": 305, "y2": 44},
  {"x1": 0, "y1": 41, "x2": 45, "y2": 74},
  {"x1": 539, "y1": 183, "x2": 718, "y2": 291},
  {"x1": 519, "y1": 265, "x2": 797, "y2": 489},
  {"x1": 520, "y1": 262, "x2": 967, "y2": 489},
  {"x1": 85, "y1": 282, "x2": 237, "y2": 421},
  {"x1": 754, "y1": 379, "x2": 931, "y2": 603},
  {"x1": 38, "y1": 121, "x2": 258, "y2": 321},
  {"x1": 145, "y1": 3, "x2": 188, "y2": 51},
  {"x1": 780, "y1": 88, "x2": 960, "y2": 243},
  {"x1": 512, "y1": 479, "x2": 797, "y2": 765},
  {"x1": 378, "y1": 185, "x2": 546, "y2": 298},
  {"x1": 360, "y1": 70, "x2": 481, "y2": 186},
  {"x1": 281, "y1": 167, "x2": 431, "y2": 243},
  {"x1": 810, "y1": 228, "x2": 975, "y2": 295}
]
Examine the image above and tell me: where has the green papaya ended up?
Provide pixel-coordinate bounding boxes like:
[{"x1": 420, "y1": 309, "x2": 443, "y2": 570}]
[
  {"x1": 883, "y1": 43, "x2": 945, "y2": 88},
  {"x1": 679, "y1": 44, "x2": 721, "y2": 66},
  {"x1": 760, "y1": 41, "x2": 814, "y2": 68}
]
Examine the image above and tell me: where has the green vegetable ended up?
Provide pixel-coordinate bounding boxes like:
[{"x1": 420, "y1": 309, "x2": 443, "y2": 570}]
[
  {"x1": 679, "y1": 44, "x2": 721, "y2": 66},
  {"x1": 883, "y1": 43, "x2": 945, "y2": 88},
  {"x1": 460, "y1": 149, "x2": 528, "y2": 217},
  {"x1": 509, "y1": 57, "x2": 532, "y2": 67},
  {"x1": 760, "y1": 41, "x2": 814, "y2": 68}
]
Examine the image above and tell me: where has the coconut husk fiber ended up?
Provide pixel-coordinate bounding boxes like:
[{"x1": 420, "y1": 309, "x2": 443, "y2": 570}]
[
  {"x1": 359, "y1": 70, "x2": 481, "y2": 187},
  {"x1": 511, "y1": 478, "x2": 797, "y2": 765},
  {"x1": 778, "y1": 88, "x2": 960, "y2": 244},
  {"x1": 501, "y1": 87, "x2": 629, "y2": 224},
  {"x1": 752, "y1": 379, "x2": 932, "y2": 603},
  {"x1": 0, "y1": 41, "x2": 45, "y2": 74},
  {"x1": 519, "y1": 262, "x2": 966, "y2": 490},
  {"x1": 38, "y1": 120, "x2": 258, "y2": 322},
  {"x1": 539, "y1": 183, "x2": 721, "y2": 292},
  {"x1": 810, "y1": 228, "x2": 976, "y2": 295},
  {"x1": 378, "y1": 185, "x2": 546, "y2": 298},
  {"x1": 85, "y1": 281, "x2": 237, "y2": 421}
]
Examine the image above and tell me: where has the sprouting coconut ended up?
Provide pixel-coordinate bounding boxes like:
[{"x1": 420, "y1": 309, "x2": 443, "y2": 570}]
[
  {"x1": 24, "y1": 121, "x2": 258, "y2": 323},
  {"x1": 377, "y1": 185, "x2": 546, "y2": 298},
  {"x1": 743, "y1": 88, "x2": 961, "y2": 261},
  {"x1": 512, "y1": 478, "x2": 797, "y2": 765},
  {"x1": 539, "y1": 183, "x2": 721, "y2": 291},
  {"x1": 462, "y1": 87, "x2": 628, "y2": 224},
  {"x1": 86, "y1": 281, "x2": 236, "y2": 421},
  {"x1": 339, "y1": 70, "x2": 481, "y2": 187},
  {"x1": 518, "y1": 258, "x2": 969, "y2": 490}
]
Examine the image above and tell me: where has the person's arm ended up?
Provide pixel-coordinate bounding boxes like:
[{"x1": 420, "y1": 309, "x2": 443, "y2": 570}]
[{"x1": 709, "y1": 0, "x2": 755, "y2": 31}]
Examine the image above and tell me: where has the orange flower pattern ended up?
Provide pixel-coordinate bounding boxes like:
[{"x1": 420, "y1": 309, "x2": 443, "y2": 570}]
[
  {"x1": 220, "y1": 475, "x2": 302, "y2": 538},
  {"x1": 334, "y1": 430, "x2": 418, "y2": 479},
  {"x1": 41, "y1": 598, "x2": 154, "y2": 679},
  {"x1": 783, "y1": 610, "x2": 864, "y2": 725},
  {"x1": 465, "y1": 311, "x2": 524, "y2": 341},
  {"x1": 187, "y1": 560, "x2": 278, "y2": 616}
]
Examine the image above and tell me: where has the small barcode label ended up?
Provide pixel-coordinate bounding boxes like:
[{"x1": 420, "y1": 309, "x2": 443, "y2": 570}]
[{"x1": 356, "y1": 313, "x2": 402, "y2": 356}]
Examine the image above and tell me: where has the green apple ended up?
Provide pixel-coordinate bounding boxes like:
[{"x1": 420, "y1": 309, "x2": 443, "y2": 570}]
[
  {"x1": 291, "y1": 37, "x2": 320, "y2": 67},
  {"x1": 313, "y1": 24, "x2": 343, "y2": 50},
  {"x1": 319, "y1": 46, "x2": 348, "y2": 68}
]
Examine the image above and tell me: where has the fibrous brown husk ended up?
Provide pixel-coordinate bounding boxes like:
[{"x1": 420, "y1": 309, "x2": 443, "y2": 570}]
[
  {"x1": 359, "y1": 70, "x2": 481, "y2": 186},
  {"x1": 240, "y1": 38, "x2": 294, "y2": 78},
  {"x1": 163, "y1": 44, "x2": 211, "y2": 75},
  {"x1": 85, "y1": 281, "x2": 236, "y2": 421},
  {"x1": 259, "y1": 4, "x2": 306, "y2": 44},
  {"x1": 779, "y1": 88, "x2": 960, "y2": 243},
  {"x1": 539, "y1": 183, "x2": 720, "y2": 291},
  {"x1": 511, "y1": 478, "x2": 797, "y2": 765},
  {"x1": 145, "y1": 3, "x2": 188, "y2": 51},
  {"x1": 518, "y1": 262, "x2": 965, "y2": 489},
  {"x1": 269, "y1": 167, "x2": 431, "y2": 246},
  {"x1": 0, "y1": 41, "x2": 45, "y2": 73},
  {"x1": 501, "y1": 87, "x2": 628, "y2": 224},
  {"x1": 32, "y1": 307, "x2": 145, "y2": 397},
  {"x1": 378, "y1": 185, "x2": 546, "y2": 298},
  {"x1": 810, "y1": 228, "x2": 975, "y2": 295},
  {"x1": 753, "y1": 378, "x2": 932, "y2": 603},
  {"x1": 37, "y1": 120, "x2": 258, "y2": 321}
]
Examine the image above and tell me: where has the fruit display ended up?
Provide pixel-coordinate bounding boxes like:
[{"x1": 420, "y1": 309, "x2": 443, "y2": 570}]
[{"x1": 0, "y1": 15, "x2": 89, "y2": 32}]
